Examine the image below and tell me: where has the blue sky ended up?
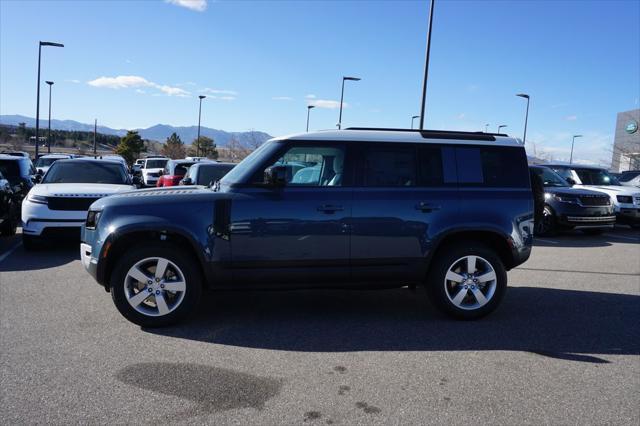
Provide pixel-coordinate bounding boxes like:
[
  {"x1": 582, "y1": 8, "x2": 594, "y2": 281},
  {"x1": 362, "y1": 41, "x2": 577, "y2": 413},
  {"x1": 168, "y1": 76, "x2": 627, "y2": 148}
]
[{"x1": 1, "y1": 0, "x2": 638, "y2": 164}]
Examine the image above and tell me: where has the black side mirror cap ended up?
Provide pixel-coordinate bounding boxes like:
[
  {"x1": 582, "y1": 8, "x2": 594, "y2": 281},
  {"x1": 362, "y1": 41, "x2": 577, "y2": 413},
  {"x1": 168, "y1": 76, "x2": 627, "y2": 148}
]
[
  {"x1": 264, "y1": 165, "x2": 288, "y2": 187},
  {"x1": 181, "y1": 177, "x2": 193, "y2": 185},
  {"x1": 32, "y1": 175, "x2": 42, "y2": 184},
  {"x1": 566, "y1": 177, "x2": 576, "y2": 186}
]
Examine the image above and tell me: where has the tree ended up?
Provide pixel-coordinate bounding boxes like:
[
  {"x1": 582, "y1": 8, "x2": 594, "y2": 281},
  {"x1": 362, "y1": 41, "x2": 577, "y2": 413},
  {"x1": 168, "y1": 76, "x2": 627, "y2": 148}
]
[
  {"x1": 115, "y1": 130, "x2": 145, "y2": 165},
  {"x1": 162, "y1": 132, "x2": 186, "y2": 159},
  {"x1": 189, "y1": 136, "x2": 218, "y2": 159},
  {"x1": 226, "y1": 136, "x2": 251, "y2": 162}
]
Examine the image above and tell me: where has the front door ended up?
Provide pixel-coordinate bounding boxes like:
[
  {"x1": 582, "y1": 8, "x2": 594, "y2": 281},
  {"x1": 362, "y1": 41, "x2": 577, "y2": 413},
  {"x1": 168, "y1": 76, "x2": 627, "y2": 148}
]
[{"x1": 230, "y1": 142, "x2": 352, "y2": 286}]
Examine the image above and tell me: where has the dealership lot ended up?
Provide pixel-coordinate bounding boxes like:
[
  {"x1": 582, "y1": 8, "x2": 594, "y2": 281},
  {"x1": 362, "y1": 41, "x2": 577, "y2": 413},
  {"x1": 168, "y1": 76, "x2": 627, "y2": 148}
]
[{"x1": 0, "y1": 228, "x2": 638, "y2": 425}]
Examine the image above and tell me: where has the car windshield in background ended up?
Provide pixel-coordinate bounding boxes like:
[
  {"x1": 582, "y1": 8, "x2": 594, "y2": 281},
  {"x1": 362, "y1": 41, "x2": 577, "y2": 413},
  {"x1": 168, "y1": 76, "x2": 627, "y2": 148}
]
[
  {"x1": 146, "y1": 160, "x2": 167, "y2": 169},
  {"x1": 0, "y1": 160, "x2": 20, "y2": 178},
  {"x1": 532, "y1": 167, "x2": 568, "y2": 187},
  {"x1": 35, "y1": 157, "x2": 62, "y2": 167},
  {"x1": 174, "y1": 162, "x2": 195, "y2": 176},
  {"x1": 574, "y1": 168, "x2": 620, "y2": 186},
  {"x1": 199, "y1": 165, "x2": 234, "y2": 184},
  {"x1": 43, "y1": 162, "x2": 128, "y2": 184},
  {"x1": 619, "y1": 171, "x2": 640, "y2": 182}
]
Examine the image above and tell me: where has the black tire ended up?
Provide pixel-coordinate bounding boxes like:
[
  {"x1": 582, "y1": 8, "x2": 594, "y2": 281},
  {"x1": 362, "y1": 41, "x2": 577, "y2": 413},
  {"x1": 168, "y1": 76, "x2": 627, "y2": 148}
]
[
  {"x1": 426, "y1": 242, "x2": 507, "y2": 320},
  {"x1": 22, "y1": 234, "x2": 42, "y2": 251},
  {"x1": 581, "y1": 228, "x2": 604, "y2": 235},
  {"x1": 110, "y1": 244, "x2": 202, "y2": 327},
  {"x1": 535, "y1": 206, "x2": 557, "y2": 236}
]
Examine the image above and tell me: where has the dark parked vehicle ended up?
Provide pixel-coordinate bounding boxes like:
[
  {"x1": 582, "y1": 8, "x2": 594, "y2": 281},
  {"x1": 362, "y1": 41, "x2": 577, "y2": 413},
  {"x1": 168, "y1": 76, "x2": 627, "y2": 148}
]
[
  {"x1": 81, "y1": 128, "x2": 534, "y2": 327},
  {"x1": 0, "y1": 171, "x2": 19, "y2": 235},
  {"x1": 529, "y1": 166, "x2": 615, "y2": 235},
  {"x1": 0, "y1": 154, "x2": 35, "y2": 201},
  {"x1": 180, "y1": 162, "x2": 235, "y2": 186},
  {"x1": 156, "y1": 160, "x2": 197, "y2": 187}
]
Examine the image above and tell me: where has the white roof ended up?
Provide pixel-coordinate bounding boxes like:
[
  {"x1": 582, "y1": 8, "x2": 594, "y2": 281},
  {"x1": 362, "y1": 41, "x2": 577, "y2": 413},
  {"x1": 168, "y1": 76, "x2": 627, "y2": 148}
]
[
  {"x1": 272, "y1": 129, "x2": 523, "y2": 147},
  {"x1": 39, "y1": 153, "x2": 73, "y2": 158}
]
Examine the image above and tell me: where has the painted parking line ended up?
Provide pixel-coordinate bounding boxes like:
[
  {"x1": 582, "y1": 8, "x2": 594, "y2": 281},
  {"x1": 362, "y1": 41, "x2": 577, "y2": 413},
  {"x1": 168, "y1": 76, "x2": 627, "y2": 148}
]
[{"x1": 0, "y1": 242, "x2": 22, "y2": 264}]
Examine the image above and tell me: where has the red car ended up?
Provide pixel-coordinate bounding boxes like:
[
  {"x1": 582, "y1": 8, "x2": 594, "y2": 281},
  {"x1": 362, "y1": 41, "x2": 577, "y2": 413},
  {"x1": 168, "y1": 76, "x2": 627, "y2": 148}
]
[{"x1": 156, "y1": 160, "x2": 197, "y2": 187}]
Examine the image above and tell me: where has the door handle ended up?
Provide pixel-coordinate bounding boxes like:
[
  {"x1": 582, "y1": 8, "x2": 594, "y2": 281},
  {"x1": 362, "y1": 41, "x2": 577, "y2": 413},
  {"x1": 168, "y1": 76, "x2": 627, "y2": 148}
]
[
  {"x1": 415, "y1": 202, "x2": 441, "y2": 212},
  {"x1": 317, "y1": 205, "x2": 344, "y2": 213}
]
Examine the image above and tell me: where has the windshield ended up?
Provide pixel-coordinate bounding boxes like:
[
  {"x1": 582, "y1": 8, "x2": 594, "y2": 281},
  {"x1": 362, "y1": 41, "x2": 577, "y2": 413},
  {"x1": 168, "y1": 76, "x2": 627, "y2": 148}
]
[
  {"x1": 531, "y1": 167, "x2": 568, "y2": 187},
  {"x1": 574, "y1": 168, "x2": 620, "y2": 186},
  {"x1": 198, "y1": 164, "x2": 235, "y2": 184},
  {"x1": 220, "y1": 140, "x2": 280, "y2": 185},
  {"x1": 35, "y1": 157, "x2": 64, "y2": 167},
  {"x1": 619, "y1": 171, "x2": 640, "y2": 182},
  {"x1": 145, "y1": 159, "x2": 168, "y2": 169},
  {"x1": 43, "y1": 161, "x2": 128, "y2": 184}
]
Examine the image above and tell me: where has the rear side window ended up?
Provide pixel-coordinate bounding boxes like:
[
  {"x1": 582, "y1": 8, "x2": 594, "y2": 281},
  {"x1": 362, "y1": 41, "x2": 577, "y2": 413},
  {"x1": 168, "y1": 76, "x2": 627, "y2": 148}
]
[
  {"x1": 456, "y1": 146, "x2": 529, "y2": 187},
  {"x1": 0, "y1": 160, "x2": 20, "y2": 178},
  {"x1": 363, "y1": 147, "x2": 416, "y2": 186}
]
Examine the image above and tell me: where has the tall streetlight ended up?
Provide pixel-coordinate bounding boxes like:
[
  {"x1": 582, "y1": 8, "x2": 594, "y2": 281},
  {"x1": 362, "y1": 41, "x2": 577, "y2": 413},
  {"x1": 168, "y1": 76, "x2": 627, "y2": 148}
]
[
  {"x1": 516, "y1": 93, "x2": 530, "y2": 144},
  {"x1": 419, "y1": 0, "x2": 436, "y2": 130},
  {"x1": 569, "y1": 135, "x2": 582, "y2": 164},
  {"x1": 45, "y1": 81, "x2": 54, "y2": 154},
  {"x1": 196, "y1": 95, "x2": 206, "y2": 157},
  {"x1": 411, "y1": 115, "x2": 420, "y2": 129},
  {"x1": 306, "y1": 105, "x2": 315, "y2": 132},
  {"x1": 497, "y1": 124, "x2": 507, "y2": 134},
  {"x1": 35, "y1": 41, "x2": 64, "y2": 159},
  {"x1": 337, "y1": 76, "x2": 360, "y2": 130}
]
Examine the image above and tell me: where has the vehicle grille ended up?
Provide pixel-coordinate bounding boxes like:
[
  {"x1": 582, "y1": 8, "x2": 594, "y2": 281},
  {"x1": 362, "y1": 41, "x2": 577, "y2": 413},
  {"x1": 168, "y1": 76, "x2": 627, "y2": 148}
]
[
  {"x1": 147, "y1": 172, "x2": 159, "y2": 177},
  {"x1": 566, "y1": 215, "x2": 616, "y2": 222},
  {"x1": 578, "y1": 195, "x2": 610, "y2": 206},
  {"x1": 47, "y1": 197, "x2": 101, "y2": 211}
]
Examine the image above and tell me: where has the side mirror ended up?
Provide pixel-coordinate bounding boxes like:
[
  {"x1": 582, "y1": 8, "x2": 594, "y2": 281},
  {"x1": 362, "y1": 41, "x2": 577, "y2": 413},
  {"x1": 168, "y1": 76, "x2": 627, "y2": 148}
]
[
  {"x1": 132, "y1": 176, "x2": 142, "y2": 187},
  {"x1": 181, "y1": 177, "x2": 193, "y2": 185},
  {"x1": 36, "y1": 169, "x2": 44, "y2": 176},
  {"x1": 32, "y1": 174, "x2": 42, "y2": 184},
  {"x1": 264, "y1": 165, "x2": 288, "y2": 187},
  {"x1": 566, "y1": 177, "x2": 576, "y2": 186}
]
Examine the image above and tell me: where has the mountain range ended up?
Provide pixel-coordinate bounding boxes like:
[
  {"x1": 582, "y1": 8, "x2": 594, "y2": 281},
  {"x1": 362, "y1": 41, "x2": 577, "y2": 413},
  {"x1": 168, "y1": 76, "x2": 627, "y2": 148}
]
[{"x1": 0, "y1": 115, "x2": 273, "y2": 147}]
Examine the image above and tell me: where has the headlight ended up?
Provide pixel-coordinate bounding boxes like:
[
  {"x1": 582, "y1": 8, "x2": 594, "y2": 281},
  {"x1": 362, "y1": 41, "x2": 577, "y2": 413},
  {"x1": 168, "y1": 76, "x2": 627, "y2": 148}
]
[
  {"x1": 616, "y1": 195, "x2": 633, "y2": 203},
  {"x1": 550, "y1": 193, "x2": 578, "y2": 204},
  {"x1": 27, "y1": 194, "x2": 48, "y2": 205},
  {"x1": 85, "y1": 210, "x2": 102, "y2": 230}
]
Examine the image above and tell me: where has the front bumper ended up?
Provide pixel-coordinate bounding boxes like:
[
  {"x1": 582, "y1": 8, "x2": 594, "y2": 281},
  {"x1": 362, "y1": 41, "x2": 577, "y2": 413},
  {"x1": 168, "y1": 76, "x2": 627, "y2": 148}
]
[
  {"x1": 22, "y1": 200, "x2": 86, "y2": 237},
  {"x1": 616, "y1": 208, "x2": 640, "y2": 224}
]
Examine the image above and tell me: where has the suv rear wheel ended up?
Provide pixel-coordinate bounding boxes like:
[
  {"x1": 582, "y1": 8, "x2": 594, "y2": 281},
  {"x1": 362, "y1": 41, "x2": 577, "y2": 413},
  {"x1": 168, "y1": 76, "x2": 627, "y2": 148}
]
[
  {"x1": 110, "y1": 244, "x2": 202, "y2": 327},
  {"x1": 427, "y1": 242, "x2": 507, "y2": 320}
]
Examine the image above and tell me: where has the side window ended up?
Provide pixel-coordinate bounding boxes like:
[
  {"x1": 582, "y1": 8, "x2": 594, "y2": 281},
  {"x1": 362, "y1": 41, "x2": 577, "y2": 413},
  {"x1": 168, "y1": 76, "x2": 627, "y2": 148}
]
[
  {"x1": 456, "y1": 146, "x2": 529, "y2": 187},
  {"x1": 164, "y1": 162, "x2": 171, "y2": 175},
  {"x1": 261, "y1": 145, "x2": 346, "y2": 186},
  {"x1": 363, "y1": 146, "x2": 416, "y2": 187},
  {"x1": 418, "y1": 146, "x2": 452, "y2": 186}
]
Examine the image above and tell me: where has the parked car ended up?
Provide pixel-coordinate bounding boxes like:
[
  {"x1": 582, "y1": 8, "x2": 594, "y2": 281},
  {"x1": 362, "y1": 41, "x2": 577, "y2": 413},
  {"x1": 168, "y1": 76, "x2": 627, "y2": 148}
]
[
  {"x1": 529, "y1": 166, "x2": 615, "y2": 235},
  {"x1": 1, "y1": 151, "x2": 30, "y2": 159},
  {"x1": 141, "y1": 157, "x2": 169, "y2": 187},
  {"x1": 618, "y1": 170, "x2": 640, "y2": 188},
  {"x1": 0, "y1": 154, "x2": 36, "y2": 201},
  {"x1": 156, "y1": 159, "x2": 197, "y2": 187},
  {"x1": 34, "y1": 153, "x2": 74, "y2": 175},
  {"x1": 547, "y1": 163, "x2": 640, "y2": 228},
  {"x1": 81, "y1": 128, "x2": 534, "y2": 327},
  {"x1": 22, "y1": 158, "x2": 138, "y2": 249},
  {"x1": 0, "y1": 171, "x2": 19, "y2": 236},
  {"x1": 180, "y1": 162, "x2": 235, "y2": 186}
]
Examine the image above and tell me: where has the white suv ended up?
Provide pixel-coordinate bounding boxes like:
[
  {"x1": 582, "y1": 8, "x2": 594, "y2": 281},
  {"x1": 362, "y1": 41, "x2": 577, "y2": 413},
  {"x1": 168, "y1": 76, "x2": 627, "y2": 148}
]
[
  {"x1": 140, "y1": 157, "x2": 169, "y2": 186},
  {"x1": 22, "y1": 158, "x2": 136, "y2": 249},
  {"x1": 33, "y1": 153, "x2": 74, "y2": 175},
  {"x1": 547, "y1": 163, "x2": 640, "y2": 228}
]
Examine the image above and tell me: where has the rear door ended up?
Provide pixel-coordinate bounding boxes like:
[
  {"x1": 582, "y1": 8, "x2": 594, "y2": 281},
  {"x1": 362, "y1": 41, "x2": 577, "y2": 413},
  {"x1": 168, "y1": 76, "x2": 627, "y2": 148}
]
[{"x1": 350, "y1": 143, "x2": 458, "y2": 284}]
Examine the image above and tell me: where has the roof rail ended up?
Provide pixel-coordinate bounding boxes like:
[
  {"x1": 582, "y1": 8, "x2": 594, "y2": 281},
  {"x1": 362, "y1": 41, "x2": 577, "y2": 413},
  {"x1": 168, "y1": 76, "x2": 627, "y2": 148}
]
[{"x1": 345, "y1": 127, "x2": 508, "y2": 141}]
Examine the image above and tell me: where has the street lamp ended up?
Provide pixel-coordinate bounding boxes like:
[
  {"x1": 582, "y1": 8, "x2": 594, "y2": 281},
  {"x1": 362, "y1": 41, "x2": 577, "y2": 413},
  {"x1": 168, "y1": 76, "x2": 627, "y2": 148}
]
[
  {"x1": 497, "y1": 124, "x2": 507, "y2": 134},
  {"x1": 45, "y1": 81, "x2": 54, "y2": 154},
  {"x1": 306, "y1": 105, "x2": 315, "y2": 132},
  {"x1": 419, "y1": 0, "x2": 436, "y2": 130},
  {"x1": 411, "y1": 115, "x2": 420, "y2": 129},
  {"x1": 516, "y1": 93, "x2": 530, "y2": 144},
  {"x1": 569, "y1": 135, "x2": 583, "y2": 164},
  {"x1": 337, "y1": 76, "x2": 360, "y2": 130},
  {"x1": 197, "y1": 95, "x2": 206, "y2": 157},
  {"x1": 35, "y1": 41, "x2": 64, "y2": 159}
]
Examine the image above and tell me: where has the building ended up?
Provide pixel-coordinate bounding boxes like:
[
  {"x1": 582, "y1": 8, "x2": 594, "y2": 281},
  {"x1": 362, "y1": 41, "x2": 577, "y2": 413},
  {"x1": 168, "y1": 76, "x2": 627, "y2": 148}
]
[{"x1": 611, "y1": 108, "x2": 640, "y2": 172}]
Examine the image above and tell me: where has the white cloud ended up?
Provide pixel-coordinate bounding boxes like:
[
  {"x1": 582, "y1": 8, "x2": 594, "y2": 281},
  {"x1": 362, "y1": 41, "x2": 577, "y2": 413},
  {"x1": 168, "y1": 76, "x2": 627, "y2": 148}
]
[
  {"x1": 135, "y1": 89, "x2": 146, "y2": 94},
  {"x1": 456, "y1": 113, "x2": 466, "y2": 120},
  {"x1": 165, "y1": 0, "x2": 207, "y2": 12},
  {"x1": 203, "y1": 88, "x2": 237, "y2": 95},
  {"x1": 309, "y1": 99, "x2": 344, "y2": 109},
  {"x1": 272, "y1": 96, "x2": 293, "y2": 101},
  {"x1": 65, "y1": 79, "x2": 80, "y2": 84},
  {"x1": 87, "y1": 75, "x2": 191, "y2": 97},
  {"x1": 305, "y1": 94, "x2": 317, "y2": 99},
  {"x1": 565, "y1": 115, "x2": 578, "y2": 121},
  {"x1": 220, "y1": 96, "x2": 236, "y2": 101}
]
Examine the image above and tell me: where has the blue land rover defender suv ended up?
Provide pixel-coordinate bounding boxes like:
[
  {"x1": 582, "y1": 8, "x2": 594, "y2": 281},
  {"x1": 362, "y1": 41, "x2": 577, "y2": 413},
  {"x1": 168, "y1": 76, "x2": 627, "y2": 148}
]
[{"x1": 81, "y1": 128, "x2": 534, "y2": 327}]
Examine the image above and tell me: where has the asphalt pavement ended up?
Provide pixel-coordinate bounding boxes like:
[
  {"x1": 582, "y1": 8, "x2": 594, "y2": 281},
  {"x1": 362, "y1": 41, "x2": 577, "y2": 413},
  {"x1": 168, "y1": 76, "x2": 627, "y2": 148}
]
[{"x1": 0, "y1": 228, "x2": 638, "y2": 425}]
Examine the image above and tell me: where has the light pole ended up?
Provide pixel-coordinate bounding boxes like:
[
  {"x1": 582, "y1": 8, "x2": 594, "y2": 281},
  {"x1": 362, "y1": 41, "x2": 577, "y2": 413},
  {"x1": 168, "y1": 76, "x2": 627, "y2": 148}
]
[
  {"x1": 419, "y1": 0, "x2": 435, "y2": 130},
  {"x1": 411, "y1": 115, "x2": 420, "y2": 129},
  {"x1": 484, "y1": 123, "x2": 490, "y2": 133},
  {"x1": 337, "y1": 76, "x2": 360, "y2": 129},
  {"x1": 306, "y1": 105, "x2": 315, "y2": 132},
  {"x1": 516, "y1": 93, "x2": 530, "y2": 143},
  {"x1": 45, "y1": 81, "x2": 54, "y2": 154},
  {"x1": 497, "y1": 124, "x2": 507, "y2": 134},
  {"x1": 197, "y1": 95, "x2": 206, "y2": 157},
  {"x1": 569, "y1": 134, "x2": 582, "y2": 164},
  {"x1": 35, "y1": 41, "x2": 64, "y2": 159}
]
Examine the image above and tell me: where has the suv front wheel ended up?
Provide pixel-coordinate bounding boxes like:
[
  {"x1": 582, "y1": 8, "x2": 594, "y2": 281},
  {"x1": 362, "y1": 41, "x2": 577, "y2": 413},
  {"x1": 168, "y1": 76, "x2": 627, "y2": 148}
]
[
  {"x1": 110, "y1": 244, "x2": 202, "y2": 327},
  {"x1": 427, "y1": 242, "x2": 507, "y2": 320}
]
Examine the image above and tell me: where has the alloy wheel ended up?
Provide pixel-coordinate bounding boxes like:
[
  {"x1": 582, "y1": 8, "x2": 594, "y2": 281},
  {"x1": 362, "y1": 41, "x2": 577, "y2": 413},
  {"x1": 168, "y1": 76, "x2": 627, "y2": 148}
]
[{"x1": 443, "y1": 255, "x2": 497, "y2": 310}]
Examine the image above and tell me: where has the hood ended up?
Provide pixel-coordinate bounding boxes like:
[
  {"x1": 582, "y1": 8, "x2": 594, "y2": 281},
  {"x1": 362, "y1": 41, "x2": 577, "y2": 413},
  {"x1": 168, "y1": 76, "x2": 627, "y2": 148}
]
[
  {"x1": 90, "y1": 185, "x2": 222, "y2": 210},
  {"x1": 577, "y1": 184, "x2": 639, "y2": 196},
  {"x1": 30, "y1": 183, "x2": 135, "y2": 197},
  {"x1": 544, "y1": 186, "x2": 610, "y2": 197}
]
